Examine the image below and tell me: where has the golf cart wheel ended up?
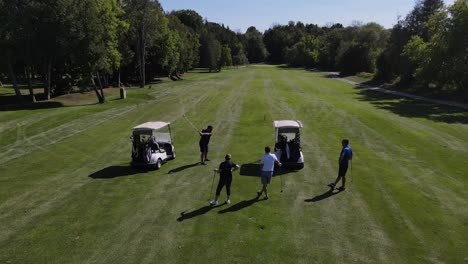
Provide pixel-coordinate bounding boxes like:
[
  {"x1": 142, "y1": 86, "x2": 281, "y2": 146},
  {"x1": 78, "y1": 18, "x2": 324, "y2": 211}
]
[
  {"x1": 171, "y1": 150, "x2": 176, "y2": 160},
  {"x1": 156, "y1": 159, "x2": 162, "y2": 170}
]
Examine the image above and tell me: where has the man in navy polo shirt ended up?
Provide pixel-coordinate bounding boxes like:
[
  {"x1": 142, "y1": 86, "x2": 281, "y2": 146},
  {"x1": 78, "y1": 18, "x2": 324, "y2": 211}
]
[
  {"x1": 329, "y1": 139, "x2": 353, "y2": 191},
  {"x1": 210, "y1": 154, "x2": 240, "y2": 206}
]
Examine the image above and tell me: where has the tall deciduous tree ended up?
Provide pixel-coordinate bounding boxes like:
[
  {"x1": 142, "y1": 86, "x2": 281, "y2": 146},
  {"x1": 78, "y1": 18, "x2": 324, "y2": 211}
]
[
  {"x1": 403, "y1": 0, "x2": 468, "y2": 98},
  {"x1": 245, "y1": 26, "x2": 268, "y2": 63},
  {"x1": 123, "y1": 0, "x2": 165, "y2": 87}
]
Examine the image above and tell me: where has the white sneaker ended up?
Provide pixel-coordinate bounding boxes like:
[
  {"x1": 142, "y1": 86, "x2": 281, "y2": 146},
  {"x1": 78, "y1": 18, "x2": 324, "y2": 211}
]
[
  {"x1": 210, "y1": 200, "x2": 218, "y2": 206},
  {"x1": 225, "y1": 199, "x2": 230, "y2": 204}
]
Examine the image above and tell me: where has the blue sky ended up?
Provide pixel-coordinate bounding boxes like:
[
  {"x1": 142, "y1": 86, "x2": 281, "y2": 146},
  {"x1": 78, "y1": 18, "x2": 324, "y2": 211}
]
[{"x1": 159, "y1": 0, "x2": 455, "y2": 33}]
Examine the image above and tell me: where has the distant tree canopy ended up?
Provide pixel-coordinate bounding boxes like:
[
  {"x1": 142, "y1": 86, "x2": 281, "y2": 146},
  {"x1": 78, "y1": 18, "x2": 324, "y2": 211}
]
[
  {"x1": 263, "y1": 21, "x2": 388, "y2": 73},
  {"x1": 0, "y1": 1, "x2": 248, "y2": 103},
  {"x1": 1, "y1": 0, "x2": 466, "y2": 103}
]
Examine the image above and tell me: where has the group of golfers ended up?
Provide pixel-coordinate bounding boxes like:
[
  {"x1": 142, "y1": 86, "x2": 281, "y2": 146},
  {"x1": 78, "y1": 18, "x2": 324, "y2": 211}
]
[{"x1": 197, "y1": 125, "x2": 353, "y2": 206}]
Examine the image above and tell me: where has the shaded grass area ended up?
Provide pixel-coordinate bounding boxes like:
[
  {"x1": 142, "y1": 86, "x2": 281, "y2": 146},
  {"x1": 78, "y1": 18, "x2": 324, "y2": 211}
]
[
  {"x1": 0, "y1": 66, "x2": 466, "y2": 263},
  {"x1": 0, "y1": 87, "x2": 122, "y2": 111},
  {"x1": 356, "y1": 88, "x2": 468, "y2": 124}
]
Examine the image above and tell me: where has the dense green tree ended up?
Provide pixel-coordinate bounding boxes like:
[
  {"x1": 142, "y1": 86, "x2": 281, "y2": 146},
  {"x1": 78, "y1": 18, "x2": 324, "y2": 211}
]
[
  {"x1": 172, "y1": 9, "x2": 204, "y2": 33},
  {"x1": 403, "y1": 0, "x2": 468, "y2": 98},
  {"x1": 0, "y1": 0, "x2": 25, "y2": 101},
  {"x1": 199, "y1": 32, "x2": 221, "y2": 72},
  {"x1": 122, "y1": 0, "x2": 166, "y2": 87},
  {"x1": 245, "y1": 26, "x2": 268, "y2": 63},
  {"x1": 376, "y1": 0, "x2": 444, "y2": 83},
  {"x1": 167, "y1": 15, "x2": 200, "y2": 73},
  {"x1": 218, "y1": 45, "x2": 233, "y2": 70},
  {"x1": 404, "y1": 0, "x2": 444, "y2": 41}
]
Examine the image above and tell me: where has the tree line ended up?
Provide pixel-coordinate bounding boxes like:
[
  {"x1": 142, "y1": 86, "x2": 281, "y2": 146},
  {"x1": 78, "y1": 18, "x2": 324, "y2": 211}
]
[
  {"x1": 262, "y1": 0, "x2": 467, "y2": 100},
  {"x1": 1, "y1": 0, "x2": 467, "y2": 103},
  {"x1": 0, "y1": 0, "x2": 260, "y2": 103}
]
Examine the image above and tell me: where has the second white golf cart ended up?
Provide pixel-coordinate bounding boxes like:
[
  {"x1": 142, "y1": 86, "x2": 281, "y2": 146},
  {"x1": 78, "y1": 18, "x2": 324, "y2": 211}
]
[
  {"x1": 274, "y1": 120, "x2": 304, "y2": 169},
  {"x1": 130, "y1": 121, "x2": 176, "y2": 169}
]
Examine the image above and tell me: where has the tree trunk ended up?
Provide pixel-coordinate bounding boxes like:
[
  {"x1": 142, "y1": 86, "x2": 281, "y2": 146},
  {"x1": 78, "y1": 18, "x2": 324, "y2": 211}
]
[
  {"x1": 7, "y1": 61, "x2": 23, "y2": 103},
  {"x1": 0, "y1": 80, "x2": 3, "y2": 88},
  {"x1": 26, "y1": 66, "x2": 36, "y2": 103},
  {"x1": 138, "y1": 27, "x2": 146, "y2": 88},
  {"x1": 117, "y1": 68, "x2": 121, "y2": 88},
  {"x1": 91, "y1": 76, "x2": 104, "y2": 103},
  {"x1": 44, "y1": 60, "x2": 52, "y2": 100},
  {"x1": 103, "y1": 74, "x2": 109, "y2": 87},
  {"x1": 96, "y1": 72, "x2": 105, "y2": 103}
]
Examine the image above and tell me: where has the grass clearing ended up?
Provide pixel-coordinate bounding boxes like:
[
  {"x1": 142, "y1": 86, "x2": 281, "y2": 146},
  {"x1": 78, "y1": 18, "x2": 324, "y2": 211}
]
[{"x1": 0, "y1": 65, "x2": 467, "y2": 263}]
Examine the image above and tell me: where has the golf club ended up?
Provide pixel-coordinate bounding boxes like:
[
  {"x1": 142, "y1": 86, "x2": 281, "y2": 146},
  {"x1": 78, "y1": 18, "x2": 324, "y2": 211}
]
[
  {"x1": 279, "y1": 165, "x2": 284, "y2": 193},
  {"x1": 182, "y1": 114, "x2": 200, "y2": 133},
  {"x1": 208, "y1": 169, "x2": 217, "y2": 201}
]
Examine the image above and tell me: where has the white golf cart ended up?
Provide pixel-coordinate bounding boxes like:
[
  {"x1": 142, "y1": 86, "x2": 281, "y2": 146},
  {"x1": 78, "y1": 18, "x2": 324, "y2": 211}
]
[
  {"x1": 274, "y1": 120, "x2": 304, "y2": 169},
  {"x1": 130, "y1": 121, "x2": 176, "y2": 169}
]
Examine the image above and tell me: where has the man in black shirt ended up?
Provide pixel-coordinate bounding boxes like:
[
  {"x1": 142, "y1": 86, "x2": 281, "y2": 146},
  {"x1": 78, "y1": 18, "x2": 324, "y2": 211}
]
[
  {"x1": 199, "y1": 125, "x2": 213, "y2": 165},
  {"x1": 210, "y1": 154, "x2": 240, "y2": 206}
]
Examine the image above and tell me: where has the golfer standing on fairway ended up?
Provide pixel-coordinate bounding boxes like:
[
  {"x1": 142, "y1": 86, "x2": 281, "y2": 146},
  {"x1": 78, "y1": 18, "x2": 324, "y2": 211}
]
[
  {"x1": 210, "y1": 154, "x2": 240, "y2": 206},
  {"x1": 199, "y1": 125, "x2": 213, "y2": 165},
  {"x1": 329, "y1": 139, "x2": 353, "y2": 191},
  {"x1": 258, "y1": 146, "x2": 281, "y2": 200}
]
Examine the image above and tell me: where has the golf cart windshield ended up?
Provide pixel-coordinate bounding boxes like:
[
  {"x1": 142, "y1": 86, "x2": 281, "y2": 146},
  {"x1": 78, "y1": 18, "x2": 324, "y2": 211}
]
[
  {"x1": 274, "y1": 120, "x2": 302, "y2": 143},
  {"x1": 277, "y1": 127, "x2": 300, "y2": 143}
]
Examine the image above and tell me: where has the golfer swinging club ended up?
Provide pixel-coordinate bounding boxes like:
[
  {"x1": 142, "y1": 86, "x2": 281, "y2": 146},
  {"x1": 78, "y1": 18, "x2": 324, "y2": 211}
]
[
  {"x1": 257, "y1": 146, "x2": 281, "y2": 200},
  {"x1": 199, "y1": 125, "x2": 213, "y2": 165},
  {"x1": 210, "y1": 153, "x2": 240, "y2": 206},
  {"x1": 328, "y1": 139, "x2": 353, "y2": 191}
]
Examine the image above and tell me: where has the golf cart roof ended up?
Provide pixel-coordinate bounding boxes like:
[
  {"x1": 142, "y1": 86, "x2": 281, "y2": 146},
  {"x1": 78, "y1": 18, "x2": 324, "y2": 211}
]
[
  {"x1": 273, "y1": 120, "x2": 303, "y2": 128},
  {"x1": 133, "y1": 121, "x2": 170, "y2": 131}
]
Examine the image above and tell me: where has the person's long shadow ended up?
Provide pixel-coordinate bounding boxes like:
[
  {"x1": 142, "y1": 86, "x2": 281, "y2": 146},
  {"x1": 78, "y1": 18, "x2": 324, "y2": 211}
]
[
  {"x1": 240, "y1": 163, "x2": 296, "y2": 177},
  {"x1": 304, "y1": 188, "x2": 342, "y2": 202},
  {"x1": 168, "y1": 162, "x2": 199, "y2": 174},
  {"x1": 88, "y1": 165, "x2": 145, "y2": 179},
  {"x1": 218, "y1": 197, "x2": 265, "y2": 214},
  {"x1": 177, "y1": 205, "x2": 214, "y2": 222}
]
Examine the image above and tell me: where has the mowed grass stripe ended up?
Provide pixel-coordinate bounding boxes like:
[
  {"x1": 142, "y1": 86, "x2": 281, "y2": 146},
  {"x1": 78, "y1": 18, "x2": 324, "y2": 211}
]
[
  {"x1": 0, "y1": 71, "x2": 239, "y2": 262},
  {"x1": 285, "y1": 68, "x2": 467, "y2": 263},
  {"x1": 83, "y1": 69, "x2": 250, "y2": 263},
  {"x1": 270, "y1": 67, "x2": 398, "y2": 263}
]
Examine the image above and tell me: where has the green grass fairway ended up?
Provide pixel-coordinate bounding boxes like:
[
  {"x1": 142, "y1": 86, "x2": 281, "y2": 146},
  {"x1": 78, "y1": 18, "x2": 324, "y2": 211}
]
[{"x1": 1, "y1": 65, "x2": 467, "y2": 263}]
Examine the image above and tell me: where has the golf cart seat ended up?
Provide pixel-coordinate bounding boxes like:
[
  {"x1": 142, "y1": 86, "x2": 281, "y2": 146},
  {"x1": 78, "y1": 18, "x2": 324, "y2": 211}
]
[{"x1": 162, "y1": 143, "x2": 173, "y2": 155}]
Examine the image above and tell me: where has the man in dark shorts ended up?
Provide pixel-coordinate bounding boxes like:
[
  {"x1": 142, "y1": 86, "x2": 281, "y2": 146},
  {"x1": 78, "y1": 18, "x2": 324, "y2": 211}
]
[
  {"x1": 210, "y1": 154, "x2": 240, "y2": 206},
  {"x1": 329, "y1": 139, "x2": 353, "y2": 191},
  {"x1": 199, "y1": 125, "x2": 213, "y2": 165}
]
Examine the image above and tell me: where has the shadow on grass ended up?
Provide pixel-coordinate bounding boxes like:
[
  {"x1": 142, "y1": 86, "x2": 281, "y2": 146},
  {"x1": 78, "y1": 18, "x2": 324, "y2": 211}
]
[
  {"x1": 168, "y1": 162, "x2": 200, "y2": 174},
  {"x1": 304, "y1": 188, "x2": 342, "y2": 202},
  {"x1": 177, "y1": 205, "x2": 214, "y2": 222},
  {"x1": 240, "y1": 163, "x2": 261, "y2": 177},
  {"x1": 218, "y1": 196, "x2": 266, "y2": 214},
  {"x1": 357, "y1": 88, "x2": 468, "y2": 124},
  {"x1": 0, "y1": 95, "x2": 65, "y2": 111},
  {"x1": 240, "y1": 163, "x2": 298, "y2": 177},
  {"x1": 88, "y1": 165, "x2": 146, "y2": 179}
]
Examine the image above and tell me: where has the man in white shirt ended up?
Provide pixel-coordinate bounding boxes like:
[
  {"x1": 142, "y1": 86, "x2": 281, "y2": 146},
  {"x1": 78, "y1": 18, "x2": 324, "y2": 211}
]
[{"x1": 257, "y1": 146, "x2": 281, "y2": 200}]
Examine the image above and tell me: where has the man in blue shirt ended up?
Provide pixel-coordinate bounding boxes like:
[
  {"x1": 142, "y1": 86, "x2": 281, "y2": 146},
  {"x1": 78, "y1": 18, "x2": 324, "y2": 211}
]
[{"x1": 328, "y1": 139, "x2": 352, "y2": 191}]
